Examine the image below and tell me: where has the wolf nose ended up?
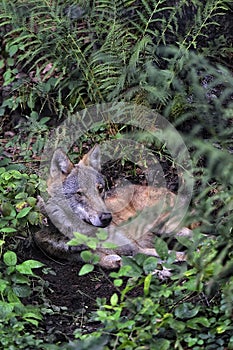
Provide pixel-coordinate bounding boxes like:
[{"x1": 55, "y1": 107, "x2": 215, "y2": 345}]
[{"x1": 100, "y1": 212, "x2": 112, "y2": 227}]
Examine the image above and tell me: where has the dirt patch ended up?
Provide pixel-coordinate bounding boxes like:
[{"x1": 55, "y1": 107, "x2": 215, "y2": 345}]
[{"x1": 17, "y1": 239, "x2": 118, "y2": 343}]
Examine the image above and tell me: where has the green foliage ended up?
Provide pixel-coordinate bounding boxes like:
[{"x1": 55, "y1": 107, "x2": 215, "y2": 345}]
[
  {"x1": 0, "y1": 250, "x2": 44, "y2": 349},
  {"x1": 0, "y1": 0, "x2": 233, "y2": 348},
  {"x1": 1, "y1": 0, "x2": 232, "y2": 171},
  {"x1": 0, "y1": 168, "x2": 48, "y2": 348},
  {"x1": 73, "y1": 248, "x2": 233, "y2": 349},
  {"x1": 68, "y1": 229, "x2": 118, "y2": 275},
  {"x1": 0, "y1": 168, "x2": 43, "y2": 236},
  {"x1": 0, "y1": 0, "x2": 232, "y2": 117}
]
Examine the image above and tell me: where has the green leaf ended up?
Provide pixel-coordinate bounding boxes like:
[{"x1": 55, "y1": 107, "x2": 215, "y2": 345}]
[
  {"x1": 168, "y1": 318, "x2": 186, "y2": 332},
  {"x1": 79, "y1": 264, "x2": 94, "y2": 276},
  {"x1": 3, "y1": 251, "x2": 17, "y2": 266},
  {"x1": 7, "y1": 289, "x2": 21, "y2": 303},
  {"x1": 3, "y1": 69, "x2": 12, "y2": 84},
  {"x1": 153, "y1": 338, "x2": 170, "y2": 350},
  {"x1": 144, "y1": 273, "x2": 152, "y2": 296},
  {"x1": 0, "y1": 301, "x2": 14, "y2": 318},
  {"x1": 68, "y1": 238, "x2": 80, "y2": 246},
  {"x1": 6, "y1": 57, "x2": 15, "y2": 67},
  {"x1": 102, "y1": 241, "x2": 118, "y2": 249},
  {"x1": 0, "y1": 59, "x2": 4, "y2": 69},
  {"x1": 28, "y1": 260, "x2": 45, "y2": 269},
  {"x1": 40, "y1": 117, "x2": 50, "y2": 124},
  {"x1": 23, "y1": 317, "x2": 39, "y2": 326},
  {"x1": 0, "y1": 279, "x2": 8, "y2": 293},
  {"x1": 16, "y1": 264, "x2": 33, "y2": 275},
  {"x1": 143, "y1": 256, "x2": 158, "y2": 274},
  {"x1": 80, "y1": 250, "x2": 93, "y2": 262},
  {"x1": 0, "y1": 157, "x2": 10, "y2": 166},
  {"x1": 0, "y1": 227, "x2": 17, "y2": 233},
  {"x1": 6, "y1": 266, "x2": 15, "y2": 275},
  {"x1": 16, "y1": 206, "x2": 32, "y2": 218},
  {"x1": 177, "y1": 236, "x2": 193, "y2": 249},
  {"x1": 15, "y1": 192, "x2": 27, "y2": 199},
  {"x1": 113, "y1": 278, "x2": 123, "y2": 287},
  {"x1": 96, "y1": 229, "x2": 108, "y2": 241},
  {"x1": 24, "y1": 311, "x2": 42, "y2": 319},
  {"x1": 110, "y1": 265, "x2": 133, "y2": 279},
  {"x1": 175, "y1": 303, "x2": 200, "y2": 319},
  {"x1": 16, "y1": 260, "x2": 44, "y2": 275},
  {"x1": 182, "y1": 277, "x2": 199, "y2": 291},
  {"x1": 134, "y1": 253, "x2": 148, "y2": 265},
  {"x1": 12, "y1": 285, "x2": 31, "y2": 298},
  {"x1": 217, "y1": 324, "x2": 229, "y2": 334},
  {"x1": 121, "y1": 256, "x2": 143, "y2": 277},
  {"x1": 11, "y1": 274, "x2": 29, "y2": 284},
  {"x1": 71, "y1": 232, "x2": 89, "y2": 244},
  {"x1": 6, "y1": 163, "x2": 26, "y2": 172},
  {"x1": 80, "y1": 250, "x2": 100, "y2": 265},
  {"x1": 87, "y1": 241, "x2": 97, "y2": 250},
  {"x1": 27, "y1": 211, "x2": 40, "y2": 224},
  {"x1": 110, "y1": 293, "x2": 118, "y2": 306},
  {"x1": 27, "y1": 197, "x2": 37, "y2": 207},
  {"x1": 1, "y1": 203, "x2": 16, "y2": 217},
  {"x1": 23, "y1": 311, "x2": 42, "y2": 323},
  {"x1": 154, "y1": 237, "x2": 169, "y2": 260},
  {"x1": 187, "y1": 316, "x2": 210, "y2": 329}
]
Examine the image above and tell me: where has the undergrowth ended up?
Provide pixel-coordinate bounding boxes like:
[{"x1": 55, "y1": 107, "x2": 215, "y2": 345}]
[{"x1": 0, "y1": 0, "x2": 233, "y2": 349}]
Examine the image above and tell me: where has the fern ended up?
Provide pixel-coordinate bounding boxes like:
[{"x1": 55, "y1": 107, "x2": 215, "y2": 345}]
[{"x1": 0, "y1": 0, "x2": 232, "y2": 110}]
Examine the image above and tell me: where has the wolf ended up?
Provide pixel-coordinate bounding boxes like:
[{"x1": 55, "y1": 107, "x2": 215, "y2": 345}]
[{"x1": 34, "y1": 145, "x2": 191, "y2": 269}]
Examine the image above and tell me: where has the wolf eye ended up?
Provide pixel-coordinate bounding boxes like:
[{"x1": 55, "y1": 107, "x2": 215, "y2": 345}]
[
  {"x1": 76, "y1": 189, "x2": 85, "y2": 196},
  {"x1": 97, "y1": 184, "x2": 104, "y2": 194}
]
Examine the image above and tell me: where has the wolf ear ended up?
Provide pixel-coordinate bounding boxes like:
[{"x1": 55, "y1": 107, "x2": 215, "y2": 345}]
[
  {"x1": 79, "y1": 145, "x2": 101, "y2": 171},
  {"x1": 50, "y1": 149, "x2": 73, "y2": 177}
]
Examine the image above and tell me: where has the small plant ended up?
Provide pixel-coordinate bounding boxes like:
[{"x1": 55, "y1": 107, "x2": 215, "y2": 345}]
[
  {"x1": 73, "y1": 245, "x2": 233, "y2": 349},
  {"x1": 68, "y1": 229, "x2": 118, "y2": 275},
  {"x1": 0, "y1": 167, "x2": 43, "y2": 237},
  {"x1": 0, "y1": 250, "x2": 44, "y2": 349}
]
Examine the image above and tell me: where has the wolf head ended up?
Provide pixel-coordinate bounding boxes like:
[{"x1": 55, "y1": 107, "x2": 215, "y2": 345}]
[{"x1": 47, "y1": 145, "x2": 112, "y2": 228}]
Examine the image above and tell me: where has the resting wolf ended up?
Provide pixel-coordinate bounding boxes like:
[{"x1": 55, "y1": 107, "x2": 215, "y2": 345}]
[{"x1": 34, "y1": 145, "x2": 191, "y2": 269}]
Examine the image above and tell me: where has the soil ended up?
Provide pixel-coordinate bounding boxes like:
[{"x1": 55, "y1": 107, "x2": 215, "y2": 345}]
[{"x1": 17, "y1": 239, "x2": 120, "y2": 343}]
